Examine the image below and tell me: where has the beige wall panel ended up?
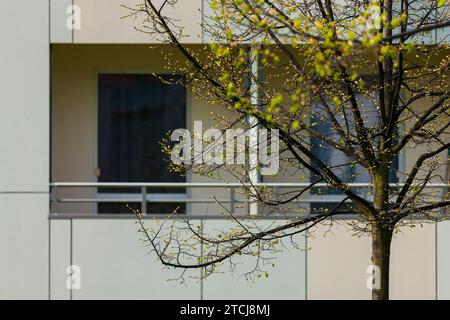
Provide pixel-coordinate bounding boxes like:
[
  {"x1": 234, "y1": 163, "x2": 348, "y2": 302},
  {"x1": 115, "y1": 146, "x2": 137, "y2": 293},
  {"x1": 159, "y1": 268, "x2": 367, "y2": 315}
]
[
  {"x1": 307, "y1": 221, "x2": 436, "y2": 300},
  {"x1": 402, "y1": 98, "x2": 447, "y2": 181},
  {"x1": 74, "y1": 0, "x2": 202, "y2": 43},
  {"x1": 390, "y1": 223, "x2": 436, "y2": 300},
  {"x1": 437, "y1": 221, "x2": 450, "y2": 299},
  {"x1": 401, "y1": 97, "x2": 447, "y2": 217},
  {"x1": 190, "y1": 98, "x2": 249, "y2": 215},
  {"x1": 307, "y1": 221, "x2": 372, "y2": 300},
  {"x1": 202, "y1": 219, "x2": 306, "y2": 299}
]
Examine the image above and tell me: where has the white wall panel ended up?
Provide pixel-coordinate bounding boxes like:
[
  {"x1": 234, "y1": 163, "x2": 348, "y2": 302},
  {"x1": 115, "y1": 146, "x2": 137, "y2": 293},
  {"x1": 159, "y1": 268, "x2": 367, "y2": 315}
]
[
  {"x1": 71, "y1": 219, "x2": 201, "y2": 299},
  {"x1": 0, "y1": 194, "x2": 49, "y2": 299},
  {"x1": 50, "y1": 0, "x2": 73, "y2": 43},
  {"x1": 0, "y1": 0, "x2": 50, "y2": 300},
  {"x1": 202, "y1": 219, "x2": 306, "y2": 300},
  {"x1": 0, "y1": 0, "x2": 49, "y2": 192},
  {"x1": 50, "y1": 219, "x2": 71, "y2": 300}
]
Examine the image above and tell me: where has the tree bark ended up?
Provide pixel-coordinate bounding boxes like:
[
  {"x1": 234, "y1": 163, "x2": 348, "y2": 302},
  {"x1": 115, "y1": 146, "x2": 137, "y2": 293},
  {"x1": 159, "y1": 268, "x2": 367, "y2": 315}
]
[
  {"x1": 371, "y1": 165, "x2": 393, "y2": 300},
  {"x1": 371, "y1": 225, "x2": 393, "y2": 300}
]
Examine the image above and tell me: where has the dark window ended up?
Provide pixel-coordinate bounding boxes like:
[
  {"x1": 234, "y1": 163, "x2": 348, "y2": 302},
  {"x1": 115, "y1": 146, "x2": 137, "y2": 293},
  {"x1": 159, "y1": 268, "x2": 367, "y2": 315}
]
[
  {"x1": 97, "y1": 74, "x2": 186, "y2": 214},
  {"x1": 310, "y1": 95, "x2": 399, "y2": 214}
]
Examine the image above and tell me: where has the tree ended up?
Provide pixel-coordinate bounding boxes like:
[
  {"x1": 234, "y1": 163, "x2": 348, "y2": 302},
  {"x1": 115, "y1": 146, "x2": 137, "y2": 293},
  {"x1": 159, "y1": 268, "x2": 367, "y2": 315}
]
[{"x1": 127, "y1": 0, "x2": 450, "y2": 299}]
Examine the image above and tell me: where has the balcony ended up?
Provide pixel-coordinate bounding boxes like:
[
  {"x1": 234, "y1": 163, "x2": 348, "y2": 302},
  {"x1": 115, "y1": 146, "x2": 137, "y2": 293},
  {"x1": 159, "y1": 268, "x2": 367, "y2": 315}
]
[
  {"x1": 50, "y1": 44, "x2": 450, "y2": 217},
  {"x1": 47, "y1": 43, "x2": 449, "y2": 299}
]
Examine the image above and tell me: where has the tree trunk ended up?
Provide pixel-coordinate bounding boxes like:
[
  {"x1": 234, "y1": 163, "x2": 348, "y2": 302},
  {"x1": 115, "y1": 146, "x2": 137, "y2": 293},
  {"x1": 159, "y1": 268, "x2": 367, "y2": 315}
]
[
  {"x1": 371, "y1": 225, "x2": 393, "y2": 300},
  {"x1": 371, "y1": 161, "x2": 393, "y2": 300}
]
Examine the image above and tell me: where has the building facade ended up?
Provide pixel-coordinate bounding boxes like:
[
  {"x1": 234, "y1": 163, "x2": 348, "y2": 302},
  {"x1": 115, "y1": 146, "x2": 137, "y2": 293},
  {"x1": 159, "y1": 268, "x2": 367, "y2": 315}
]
[{"x1": 0, "y1": 0, "x2": 449, "y2": 299}]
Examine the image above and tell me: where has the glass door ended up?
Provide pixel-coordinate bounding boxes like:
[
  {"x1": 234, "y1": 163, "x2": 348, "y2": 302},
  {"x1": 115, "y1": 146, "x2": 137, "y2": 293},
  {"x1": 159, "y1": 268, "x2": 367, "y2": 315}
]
[{"x1": 97, "y1": 73, "x2": 186, "y2": 214}]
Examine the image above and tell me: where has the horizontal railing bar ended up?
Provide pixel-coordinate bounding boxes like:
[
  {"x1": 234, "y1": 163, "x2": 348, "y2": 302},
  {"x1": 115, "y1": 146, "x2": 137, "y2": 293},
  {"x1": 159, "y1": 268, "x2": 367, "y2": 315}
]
[
  {"x1": 47, "y1": 213, "x2": 435, "y2": 221},
  {"x1": 58, "y1": 198, "x2": 249, "y2": 203},
  {"x1": 58, "y1": 198, "x2": 353, "y2": 204},
  {"x1": 97, "y1": 193, "x2": 187, "y2": 199},
  {"x1": 47, "y1": 213, "x2": 357, "y2": 220},
  {"x1": 50, "y1": 182, "x2": 450, "y2": 188}
]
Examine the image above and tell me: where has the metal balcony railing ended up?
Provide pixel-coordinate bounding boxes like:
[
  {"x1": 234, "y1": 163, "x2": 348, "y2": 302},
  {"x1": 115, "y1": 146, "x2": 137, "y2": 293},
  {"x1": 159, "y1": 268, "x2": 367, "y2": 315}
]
[{"x1": 49, "y1": 182, "x2": 449, "y2": 218}]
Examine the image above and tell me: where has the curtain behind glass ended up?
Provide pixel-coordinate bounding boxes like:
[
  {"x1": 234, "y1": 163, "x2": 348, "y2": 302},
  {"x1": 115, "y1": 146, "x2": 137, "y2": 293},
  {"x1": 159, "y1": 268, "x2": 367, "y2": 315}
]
[{"x1": 97, "y1": 74, "x2": 186, "y2": 213}]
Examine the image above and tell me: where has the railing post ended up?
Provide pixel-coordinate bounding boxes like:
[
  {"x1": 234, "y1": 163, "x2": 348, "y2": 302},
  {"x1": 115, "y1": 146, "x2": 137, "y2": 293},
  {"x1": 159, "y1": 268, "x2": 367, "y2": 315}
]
[
  {"x1": 51, "y1": 185, "x2": 59, "y2": 214},
  {"x1": 141, "y1": 186, "x2": 147, "y2": 215},
  {"x1": 273, "y1": 186, "x2": 279, "y2": 203},
  {"x1": 230, "y1": 187, "x2": 236, "y2": 214},
  {"x1": 248, "y1": 46, "x2": 260, "y2": 216}
]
